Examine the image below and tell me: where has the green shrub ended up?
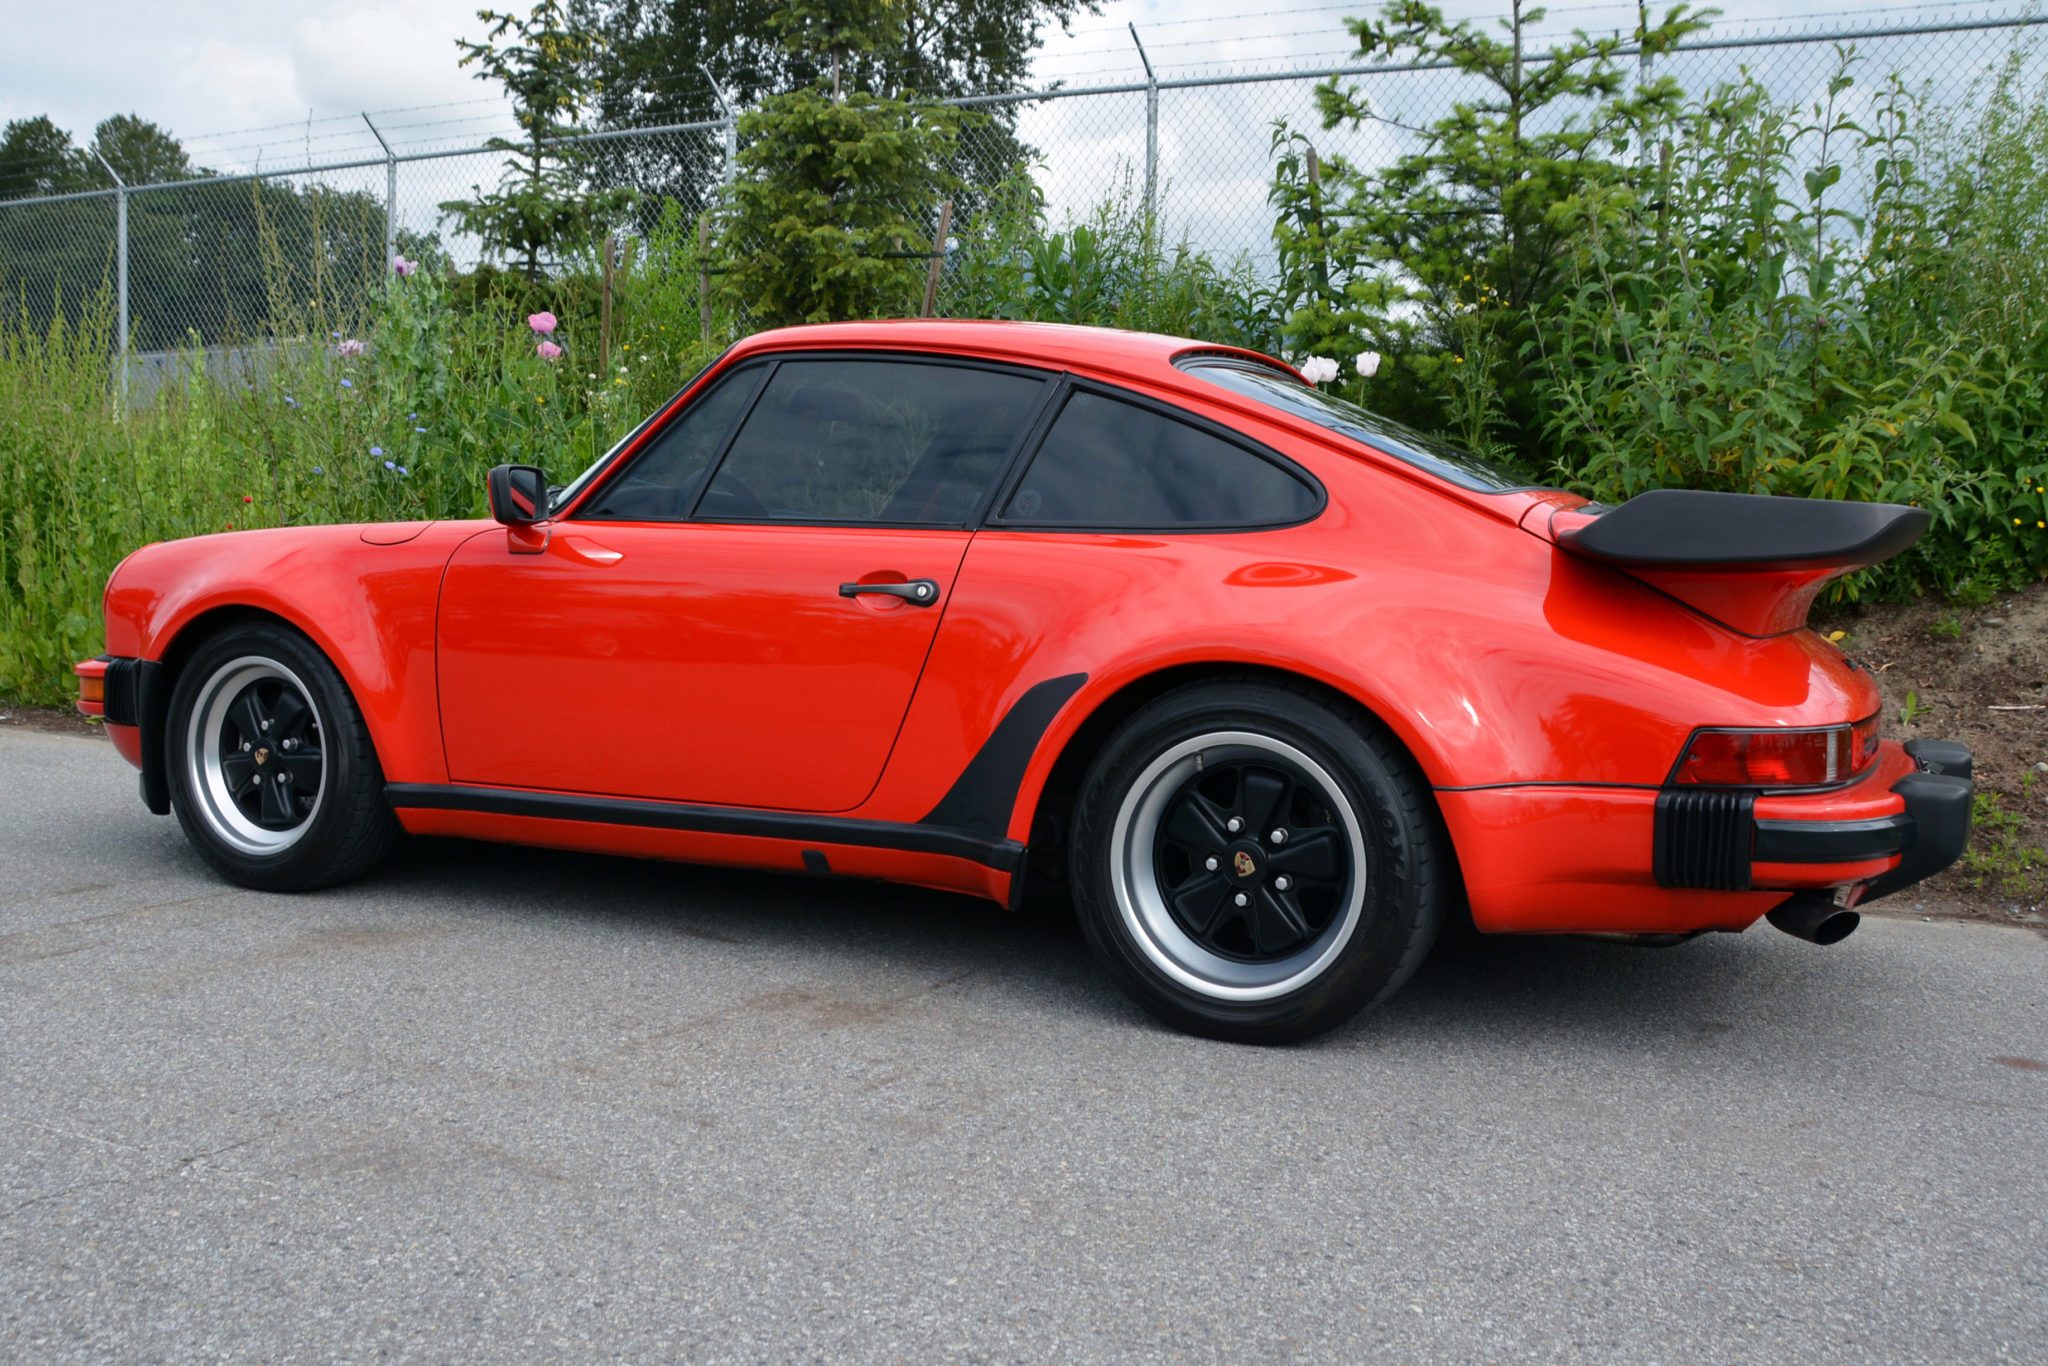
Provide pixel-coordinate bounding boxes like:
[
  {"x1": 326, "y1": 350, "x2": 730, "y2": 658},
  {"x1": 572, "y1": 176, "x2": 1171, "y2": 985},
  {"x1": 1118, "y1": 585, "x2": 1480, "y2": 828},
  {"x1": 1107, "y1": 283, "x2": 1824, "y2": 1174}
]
[{"x1": 0, "y1": 223, "x2": 719, "y2": 706}]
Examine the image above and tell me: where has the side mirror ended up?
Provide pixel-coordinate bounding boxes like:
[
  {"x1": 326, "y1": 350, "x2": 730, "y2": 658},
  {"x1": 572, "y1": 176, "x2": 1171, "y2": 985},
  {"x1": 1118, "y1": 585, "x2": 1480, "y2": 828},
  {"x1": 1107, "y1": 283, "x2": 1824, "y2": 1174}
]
[{"x1": 487, "y1": 464, "x2": 549, "y2": 526}]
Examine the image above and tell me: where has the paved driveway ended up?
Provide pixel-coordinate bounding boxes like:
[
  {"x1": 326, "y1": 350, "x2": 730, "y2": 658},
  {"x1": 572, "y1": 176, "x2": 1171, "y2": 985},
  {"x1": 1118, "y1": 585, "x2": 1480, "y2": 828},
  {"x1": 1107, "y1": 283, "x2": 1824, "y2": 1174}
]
[{"x1": 2, "y1": 728, "x2": 2044, "y2": 1360}]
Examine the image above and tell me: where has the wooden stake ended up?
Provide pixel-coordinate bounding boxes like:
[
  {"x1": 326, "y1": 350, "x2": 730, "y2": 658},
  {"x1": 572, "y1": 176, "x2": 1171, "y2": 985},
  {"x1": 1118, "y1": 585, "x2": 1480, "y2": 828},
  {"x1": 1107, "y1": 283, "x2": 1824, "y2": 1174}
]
[
  {"x1": 598, "y1": 232, "x2": 616, "y2": 378},
  {"x1": 698, "y1": 216, "x2": 713, "y2": 345},
  {"x1": 921, "y1": 199, "x2": 954, "y2": 319}
]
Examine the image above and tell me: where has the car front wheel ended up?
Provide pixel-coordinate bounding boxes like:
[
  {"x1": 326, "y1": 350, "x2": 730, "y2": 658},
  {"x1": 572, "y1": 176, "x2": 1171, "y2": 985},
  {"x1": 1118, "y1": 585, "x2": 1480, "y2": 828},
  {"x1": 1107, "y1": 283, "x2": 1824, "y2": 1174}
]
[
  {"x1": 1070, "y1": 680, "x2": 1446, "y2": 1043},
  {"x1": 164, "y1": 622, "x2": 397, "y2": 892}
]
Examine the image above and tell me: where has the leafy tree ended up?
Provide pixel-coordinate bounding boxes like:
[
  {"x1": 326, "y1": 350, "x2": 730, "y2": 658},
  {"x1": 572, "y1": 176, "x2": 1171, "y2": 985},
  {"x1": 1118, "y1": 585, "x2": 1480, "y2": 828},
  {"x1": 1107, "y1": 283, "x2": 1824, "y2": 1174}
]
[
  {"x1": 1272, "y1": 0, "x2": 1707, "y2": 449},
  {"x1": 86, "y1": 115, "x2": 199, "y2": 186},
  {"x1": 0, "y1": 117, "x2": 87, "y2": 199},
  {"x1": 442, "y1": 0, "x2": 633, "y2": 280},
  {"x1": 713, "y1": 2, "x2": 960, "y2": 324},
  {"x1": 570, "y1": 0, "x2": 1094, "y2": 226}
]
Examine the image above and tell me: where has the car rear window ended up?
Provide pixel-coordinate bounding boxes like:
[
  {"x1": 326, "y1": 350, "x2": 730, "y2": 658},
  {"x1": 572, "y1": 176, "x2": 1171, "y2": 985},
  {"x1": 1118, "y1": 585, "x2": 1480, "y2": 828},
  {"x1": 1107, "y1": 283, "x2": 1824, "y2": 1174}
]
[
  {"x1": 1179, "y1": 357, "x2": 1530, "y2": 494},
  {"x1": 997, "y1": 389, "x2": 1320, "y2": 529}
]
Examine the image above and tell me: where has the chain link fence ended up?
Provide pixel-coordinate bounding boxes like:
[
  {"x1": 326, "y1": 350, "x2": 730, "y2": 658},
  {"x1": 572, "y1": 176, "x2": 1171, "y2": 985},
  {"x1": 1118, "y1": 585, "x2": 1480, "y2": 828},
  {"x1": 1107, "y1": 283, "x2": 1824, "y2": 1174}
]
[{"x1": 2, "y1": 10, "x2": 2042, "y2": 390}]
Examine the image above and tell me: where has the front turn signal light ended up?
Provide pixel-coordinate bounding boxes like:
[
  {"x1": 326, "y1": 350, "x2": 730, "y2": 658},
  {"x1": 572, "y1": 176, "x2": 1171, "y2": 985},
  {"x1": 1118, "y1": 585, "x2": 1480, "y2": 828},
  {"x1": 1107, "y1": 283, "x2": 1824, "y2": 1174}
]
[{"x1": 1674, "y1": 717, "x2": 1880, "y2": 787}]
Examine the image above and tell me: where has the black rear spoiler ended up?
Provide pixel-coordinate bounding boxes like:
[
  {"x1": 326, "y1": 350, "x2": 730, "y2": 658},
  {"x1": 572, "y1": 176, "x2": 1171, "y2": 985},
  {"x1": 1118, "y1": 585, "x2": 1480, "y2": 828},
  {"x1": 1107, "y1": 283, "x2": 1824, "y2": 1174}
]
[
  {"x1": 1551, "y1": 490, "x2": 1929, "y2": 635},
  {"x1": 1556, "y1": 490, "x2": 1929, "y2": 570}
]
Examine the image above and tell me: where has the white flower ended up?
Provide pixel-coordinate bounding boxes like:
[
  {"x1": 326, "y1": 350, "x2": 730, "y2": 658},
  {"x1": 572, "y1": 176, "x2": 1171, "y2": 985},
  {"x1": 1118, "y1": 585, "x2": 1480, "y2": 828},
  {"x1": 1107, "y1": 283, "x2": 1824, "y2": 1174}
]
[
  {"x1": 1298, "y1": 355, "x2": 1340, "y2": 385},
  {"x1": 1356, "y1": 350, "x2": 1382, "y2": 379}
]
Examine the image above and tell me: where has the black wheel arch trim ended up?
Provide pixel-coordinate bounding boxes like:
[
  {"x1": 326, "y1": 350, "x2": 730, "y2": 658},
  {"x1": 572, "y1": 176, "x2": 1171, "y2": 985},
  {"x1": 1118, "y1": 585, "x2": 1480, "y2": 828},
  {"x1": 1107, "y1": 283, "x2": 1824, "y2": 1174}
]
[
  {"x1": 919, "y1": 672, "x2": 1088, "y2": 840},
  {"x1": 384, "y1": 783, "x2": 1024, "y2": 872}
]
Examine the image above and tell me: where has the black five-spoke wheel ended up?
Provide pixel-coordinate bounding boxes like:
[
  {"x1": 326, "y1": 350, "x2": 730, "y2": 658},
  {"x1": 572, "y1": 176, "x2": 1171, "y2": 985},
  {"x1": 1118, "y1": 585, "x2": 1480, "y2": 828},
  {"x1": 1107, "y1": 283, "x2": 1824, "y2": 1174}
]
[
  {"x1": 1072, "y1": 679, "x2": 1446, "y2": 1043},
  {"x1": 1154, "y1": 756, "x2": 1350, "y2": 961},
  {"x1": 183, "y1": 656, "x2": 329, "y2": 856}
]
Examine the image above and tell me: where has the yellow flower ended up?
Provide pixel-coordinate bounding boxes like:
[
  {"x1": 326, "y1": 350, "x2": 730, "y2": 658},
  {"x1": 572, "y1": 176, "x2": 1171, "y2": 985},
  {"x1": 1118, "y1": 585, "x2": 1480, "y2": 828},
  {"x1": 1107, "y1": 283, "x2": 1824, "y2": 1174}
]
[
  {"x1": 1827, "y1": 629, "x2": 1847, "y2": 642},
  {"x1": 537, "y1": 396, "x2": 546, "y2": 405}
]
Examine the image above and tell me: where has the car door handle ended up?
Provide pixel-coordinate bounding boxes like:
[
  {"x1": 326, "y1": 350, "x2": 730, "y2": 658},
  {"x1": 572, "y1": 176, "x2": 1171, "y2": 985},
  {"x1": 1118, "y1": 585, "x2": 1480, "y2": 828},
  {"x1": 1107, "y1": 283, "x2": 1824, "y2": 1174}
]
[{"x1": 839, "y1": 578, "x2": 941, "y2": 606}]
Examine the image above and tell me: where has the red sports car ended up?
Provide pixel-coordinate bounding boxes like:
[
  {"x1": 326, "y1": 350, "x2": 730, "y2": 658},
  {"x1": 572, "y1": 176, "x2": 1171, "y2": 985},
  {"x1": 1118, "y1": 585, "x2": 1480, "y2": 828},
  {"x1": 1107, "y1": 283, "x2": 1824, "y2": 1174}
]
[{"x1": 75, "y1": 320, "x2": 1972, "y2": 1041}]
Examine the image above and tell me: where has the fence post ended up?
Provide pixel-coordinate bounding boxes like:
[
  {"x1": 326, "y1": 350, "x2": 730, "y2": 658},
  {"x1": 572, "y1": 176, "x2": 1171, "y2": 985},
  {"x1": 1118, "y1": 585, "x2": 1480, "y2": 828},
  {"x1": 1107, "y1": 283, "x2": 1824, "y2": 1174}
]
[
  {"x1": 90, "y1": 148, "x2": 128, "y2": 413},
  {"x1": 921, "y1": 199, "x2": 954, "y2": 318},
  {"x1": 362, "y1": 113, "x2": 397, "y2": 266},
  {"x1": 1129, "y1": 23, "x2": 1158, "y2": 226},
  {"x1": 701, "y1": 66, "x2": 739, "y2": 186}
]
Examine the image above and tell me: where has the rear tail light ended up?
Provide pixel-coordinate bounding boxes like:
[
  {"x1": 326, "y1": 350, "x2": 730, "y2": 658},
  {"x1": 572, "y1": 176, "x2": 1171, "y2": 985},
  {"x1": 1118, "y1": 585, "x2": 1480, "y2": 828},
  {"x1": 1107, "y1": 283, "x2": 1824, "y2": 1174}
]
[{"x1": 1675, "y1": 716, "x2": 1881, "y2": 787}]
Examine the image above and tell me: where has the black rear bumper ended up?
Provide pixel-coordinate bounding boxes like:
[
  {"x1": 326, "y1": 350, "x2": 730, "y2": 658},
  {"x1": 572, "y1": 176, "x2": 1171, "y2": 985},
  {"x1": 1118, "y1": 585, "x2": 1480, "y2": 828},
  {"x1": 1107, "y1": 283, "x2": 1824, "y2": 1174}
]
[{"x1": 1653, "y1": 739, "x2": 1973, "y2": 900}]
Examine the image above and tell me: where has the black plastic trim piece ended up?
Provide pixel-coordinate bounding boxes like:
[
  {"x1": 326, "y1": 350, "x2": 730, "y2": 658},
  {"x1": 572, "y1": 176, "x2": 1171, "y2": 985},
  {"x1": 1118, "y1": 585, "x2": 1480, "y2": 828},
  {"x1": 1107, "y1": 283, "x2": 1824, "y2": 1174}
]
[
  {"x1": 1753, "y1": 815, "x2": 1913, "y2": 864},
  {"x1": 1863, "y1": 769, "x2": 1974, "y2": 902},
  {"x1": 384, "y1": 783, "x2": 1023, "y2": 872},
  {"x1": 1559, "y1": 489, "x2": 1929, "y2": 570},
  {"x1": 101, "y1": 657, "x2": 169, "y2": 815},
  {"x1": 1903, "y1": 737, "x2": 1973, "y2": 781},
  {"x1": 920, "y1": 672, "x2": 1089, "y2": 840},
  {"x1": 1652, "y1": 788, "x2": 1755, "y2": 890}
]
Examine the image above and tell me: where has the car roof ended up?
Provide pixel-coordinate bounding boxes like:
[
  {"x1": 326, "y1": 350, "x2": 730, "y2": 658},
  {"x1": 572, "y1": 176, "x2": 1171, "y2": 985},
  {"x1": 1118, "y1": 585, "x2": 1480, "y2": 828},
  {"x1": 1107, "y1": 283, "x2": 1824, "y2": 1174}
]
[{"x1": 727, "y1": 319, "x2": 1298, "y2": 387}]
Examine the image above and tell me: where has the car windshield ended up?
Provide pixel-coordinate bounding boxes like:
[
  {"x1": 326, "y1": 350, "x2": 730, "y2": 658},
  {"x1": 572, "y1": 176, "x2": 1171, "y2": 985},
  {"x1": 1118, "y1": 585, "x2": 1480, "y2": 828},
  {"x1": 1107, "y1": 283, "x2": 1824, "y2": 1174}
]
[
  {"x1": 1181, "y1": 358, "x2": 1531, "y2": 494},
  {"x1": 548, "y1": 350, "x2": 730, "y2": 513}
]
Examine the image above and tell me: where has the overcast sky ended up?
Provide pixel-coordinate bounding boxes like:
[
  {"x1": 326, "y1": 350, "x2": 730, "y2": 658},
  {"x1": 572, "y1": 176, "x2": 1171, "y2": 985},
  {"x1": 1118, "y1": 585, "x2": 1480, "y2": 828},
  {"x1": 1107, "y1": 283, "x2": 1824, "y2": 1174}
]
[{"x1": 0, "y1": 0, "x2": 2019, "y2": 169}]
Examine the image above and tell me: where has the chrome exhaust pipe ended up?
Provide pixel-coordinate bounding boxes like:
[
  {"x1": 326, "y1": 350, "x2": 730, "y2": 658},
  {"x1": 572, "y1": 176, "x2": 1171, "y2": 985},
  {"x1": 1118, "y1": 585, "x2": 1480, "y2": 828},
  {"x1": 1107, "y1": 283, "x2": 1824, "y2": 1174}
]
[{"x1": 1766, "y1": 895, "x2": 1860, "y2": 946}]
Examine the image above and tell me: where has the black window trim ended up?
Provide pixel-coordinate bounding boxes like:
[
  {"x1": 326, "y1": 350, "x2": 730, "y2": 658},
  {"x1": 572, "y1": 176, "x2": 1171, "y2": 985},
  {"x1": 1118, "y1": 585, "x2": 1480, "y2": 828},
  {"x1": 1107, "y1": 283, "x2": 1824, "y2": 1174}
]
[
  {"x1": 568, "y1": 348, "x2": 1327, "y2": 536},
  {"x1": 983, "y1": 375, "x2": 1329, "y2": 535},
  {"x1": 581, "y1": 350, "x2": 1062, "y2": 532},
  {"x1": 552, "y1": 343, "x2": 739, "y2": 518},
  {"x1": 572, "y1": 358, "x2": 773, "y2": 524}
]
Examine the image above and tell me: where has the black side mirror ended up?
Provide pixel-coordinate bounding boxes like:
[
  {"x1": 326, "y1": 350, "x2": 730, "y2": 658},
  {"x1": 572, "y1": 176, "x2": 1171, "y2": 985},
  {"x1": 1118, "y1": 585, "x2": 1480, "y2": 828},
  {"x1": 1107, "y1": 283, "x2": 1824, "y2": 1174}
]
[{"x1": 487, "y1": 464, "x2": 548, "y2": 526}]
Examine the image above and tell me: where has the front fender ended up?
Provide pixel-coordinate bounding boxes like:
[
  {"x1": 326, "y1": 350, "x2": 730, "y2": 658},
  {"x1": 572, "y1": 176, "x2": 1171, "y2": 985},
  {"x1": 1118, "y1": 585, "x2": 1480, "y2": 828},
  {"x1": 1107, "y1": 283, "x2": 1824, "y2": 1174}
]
[{"x1": 104, "y1": 521, "x2": 491, "y2": 784}]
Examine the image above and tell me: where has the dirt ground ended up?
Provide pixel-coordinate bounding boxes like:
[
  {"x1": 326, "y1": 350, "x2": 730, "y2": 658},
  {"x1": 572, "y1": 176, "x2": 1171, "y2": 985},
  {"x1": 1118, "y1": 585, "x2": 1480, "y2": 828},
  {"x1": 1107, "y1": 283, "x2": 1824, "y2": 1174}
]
[
  {"x1": 8, "y1": 586, "x2": 2044, "y2": 927},
  {"x1": 1824, "y1": 578, "x2": 2048, "y2": 927}
]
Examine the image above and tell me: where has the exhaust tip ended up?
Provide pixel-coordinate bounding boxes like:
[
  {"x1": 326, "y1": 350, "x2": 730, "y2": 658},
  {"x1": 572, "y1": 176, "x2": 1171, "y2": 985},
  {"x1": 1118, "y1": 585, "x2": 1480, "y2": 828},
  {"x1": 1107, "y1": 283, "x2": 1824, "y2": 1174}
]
[{"x1": 1766, "y1": 897, "x2": 1861, "y2": 946}]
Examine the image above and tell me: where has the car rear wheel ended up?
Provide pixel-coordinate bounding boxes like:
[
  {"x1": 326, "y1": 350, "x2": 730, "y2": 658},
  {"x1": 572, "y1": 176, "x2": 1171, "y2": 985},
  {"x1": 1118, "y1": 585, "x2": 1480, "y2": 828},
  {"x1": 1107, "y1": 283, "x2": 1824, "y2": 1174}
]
[
  {"x1": 165, "y1": 622, "x2": 397, "y2": 892},
  {"x1": 1070, "y1": 680, "x2": 1445, "y2": 1043}
]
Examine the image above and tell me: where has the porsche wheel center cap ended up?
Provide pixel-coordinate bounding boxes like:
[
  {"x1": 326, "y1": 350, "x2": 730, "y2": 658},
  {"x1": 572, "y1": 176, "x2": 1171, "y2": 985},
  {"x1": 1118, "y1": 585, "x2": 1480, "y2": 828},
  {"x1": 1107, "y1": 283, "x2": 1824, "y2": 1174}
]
[{"x1": 1228, "y1": 844, "x2": 1261, "y2": 883}]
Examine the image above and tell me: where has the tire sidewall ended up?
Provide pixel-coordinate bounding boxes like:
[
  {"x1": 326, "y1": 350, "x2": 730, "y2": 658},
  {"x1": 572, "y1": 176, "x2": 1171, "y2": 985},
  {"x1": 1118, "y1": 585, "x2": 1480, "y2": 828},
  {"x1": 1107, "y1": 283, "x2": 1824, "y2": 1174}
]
[
  {"x1": 165, "y1": 623, "x2": 380, "y2": 890},
  {"x1": 1071, "y1": 684, "x2": 1438, "y2": 1042}
]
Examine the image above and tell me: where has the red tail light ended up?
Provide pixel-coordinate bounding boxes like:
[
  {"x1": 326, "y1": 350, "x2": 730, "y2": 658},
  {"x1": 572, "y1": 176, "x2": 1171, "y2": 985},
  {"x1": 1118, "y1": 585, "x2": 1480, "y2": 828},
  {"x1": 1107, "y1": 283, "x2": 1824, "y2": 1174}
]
[{"x1": 1675, "y1": 717, "x2": 1881, "y2": 787}]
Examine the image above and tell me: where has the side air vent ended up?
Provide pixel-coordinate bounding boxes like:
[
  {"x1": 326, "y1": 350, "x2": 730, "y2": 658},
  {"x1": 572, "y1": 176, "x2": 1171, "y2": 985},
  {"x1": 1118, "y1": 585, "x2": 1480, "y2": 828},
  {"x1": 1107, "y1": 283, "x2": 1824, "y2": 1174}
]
[{"x1": 1653, "y1": 789, "x2": 1755, "y2": 890}]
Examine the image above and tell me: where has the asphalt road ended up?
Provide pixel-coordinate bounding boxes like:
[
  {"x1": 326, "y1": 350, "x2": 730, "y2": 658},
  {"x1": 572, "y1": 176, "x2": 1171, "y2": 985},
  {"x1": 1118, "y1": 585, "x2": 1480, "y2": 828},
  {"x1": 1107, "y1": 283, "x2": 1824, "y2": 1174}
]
[{"x1": 2, "y1": 728, "x2": 2044, "y2": 1362}]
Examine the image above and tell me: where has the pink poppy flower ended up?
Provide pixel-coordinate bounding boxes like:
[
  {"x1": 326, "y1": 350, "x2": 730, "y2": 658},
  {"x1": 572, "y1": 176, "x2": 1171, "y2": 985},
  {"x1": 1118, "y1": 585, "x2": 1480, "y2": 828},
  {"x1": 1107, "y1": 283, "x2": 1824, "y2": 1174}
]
[
  {"x1": 536, "y1": 340, "x2": 563, "y2": 361},
  {"x1": 335, "y1": 339, "x2": 365, "y2": 358},
  {"x1": 527, "y1": 311, "x2": 558, "y2": 335}
]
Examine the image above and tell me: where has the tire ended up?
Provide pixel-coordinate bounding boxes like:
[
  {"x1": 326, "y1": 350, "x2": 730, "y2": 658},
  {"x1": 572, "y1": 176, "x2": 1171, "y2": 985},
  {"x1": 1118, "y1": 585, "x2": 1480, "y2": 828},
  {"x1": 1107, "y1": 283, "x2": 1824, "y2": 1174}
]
[
  {"x1": 164, "y1": 621, "x2": 398, "y2": 892},
  {"x1": 1070, "y1": 679, "x2": 1445, "y2": 1043}
]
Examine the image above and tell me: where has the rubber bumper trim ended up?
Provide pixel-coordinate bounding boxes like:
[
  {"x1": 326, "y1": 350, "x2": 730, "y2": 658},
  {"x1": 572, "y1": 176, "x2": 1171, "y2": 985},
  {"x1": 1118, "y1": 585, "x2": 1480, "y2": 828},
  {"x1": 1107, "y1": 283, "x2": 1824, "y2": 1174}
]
[
  {"x1": 1860, "y1": 769, "x2": 1973, "y2": 902},
  {"x1": 1654, "y1": 741, "x2": 1973, "y2": 894}
]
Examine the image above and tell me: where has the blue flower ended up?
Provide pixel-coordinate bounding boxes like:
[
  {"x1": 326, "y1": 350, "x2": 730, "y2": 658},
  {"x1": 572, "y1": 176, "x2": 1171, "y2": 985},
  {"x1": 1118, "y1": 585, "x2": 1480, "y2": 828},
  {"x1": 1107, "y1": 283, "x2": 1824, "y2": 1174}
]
[
  {"x1": 408, "y1": 411, "x2": 418, "y2": 420},
  {"x1": 284, "y1": 395, "x2": 297, "y2": 407},
  {"x1": 311, "y1": 466, "x2": 323, "y2": 475},
  {"x1": 370, "y1": 445, "x2": 383, "y2": 456},
  {"x1": 330, "y1": 331, "x2": 341, "y2": 340},
  {"x1": 384, "y1": 460, "x2": 396, "y2": 471},
  {"x1": 397, "y1": 466, "x2": 409, "y2": 476},
  {"x1": 414, "y1": 426, "x2": 427, "y2": 434},
  {"x1": 339, "y1": 379, "x2": 353, "y2": 389}
]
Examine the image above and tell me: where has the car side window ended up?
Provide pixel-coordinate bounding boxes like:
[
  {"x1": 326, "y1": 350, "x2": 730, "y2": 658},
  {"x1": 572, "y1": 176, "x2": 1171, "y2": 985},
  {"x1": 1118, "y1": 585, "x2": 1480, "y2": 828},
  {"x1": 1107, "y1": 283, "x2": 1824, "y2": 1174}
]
[
  {"x1": 999, "y1": 390, "x2": 1320, "y2": 528},
  {"x1": 580, "y1": 369, "x2": 759, "y2": 521},
  {"x1": 699, "y1": 359, "x2": 1047, "y2": 525}
]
